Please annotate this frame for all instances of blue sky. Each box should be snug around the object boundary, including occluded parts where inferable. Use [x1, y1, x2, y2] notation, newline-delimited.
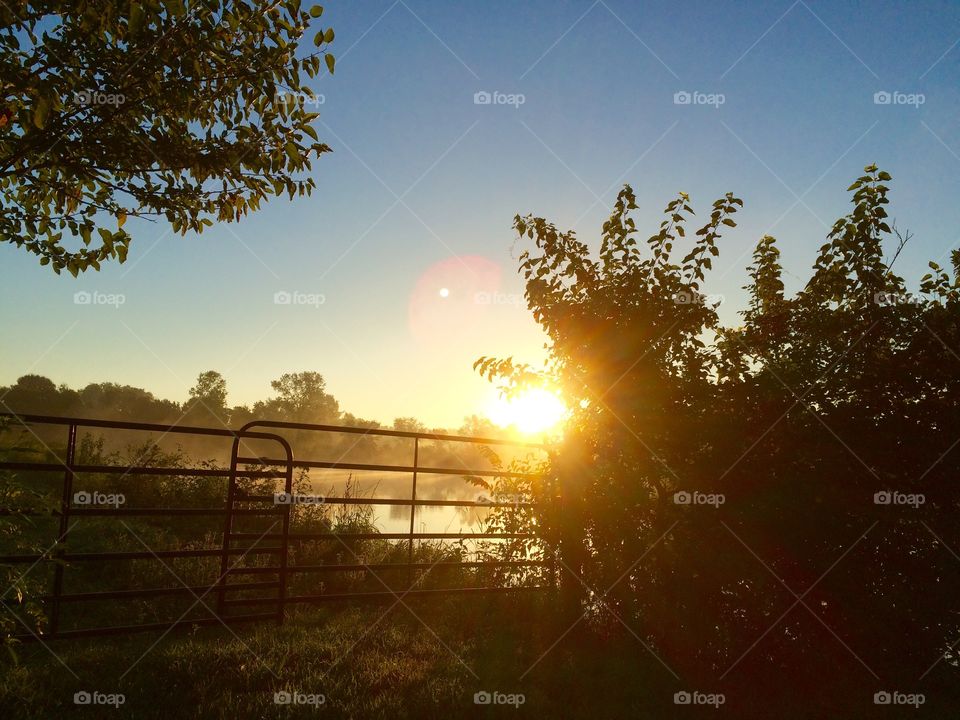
[2, 0, 959, 427]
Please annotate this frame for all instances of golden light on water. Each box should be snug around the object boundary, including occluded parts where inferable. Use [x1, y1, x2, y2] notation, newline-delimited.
[487, 388, 567, 434]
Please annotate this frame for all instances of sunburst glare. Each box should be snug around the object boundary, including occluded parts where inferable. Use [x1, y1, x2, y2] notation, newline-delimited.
[487, 388, 567, 434]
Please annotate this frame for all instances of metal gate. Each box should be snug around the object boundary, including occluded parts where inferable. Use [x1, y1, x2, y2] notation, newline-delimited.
[0, 413, 551, 641]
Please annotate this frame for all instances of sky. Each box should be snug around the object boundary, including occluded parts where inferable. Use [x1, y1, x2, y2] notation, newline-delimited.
[2, 0, 959, 428]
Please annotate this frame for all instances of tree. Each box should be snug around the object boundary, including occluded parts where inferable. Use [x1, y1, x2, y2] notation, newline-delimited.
[0, 374, 77, 415]
[229, 403, 256, 429]
[0, 0, 336, 275]
[340, 412, 381, 429]
[184, 370, 229, 426]
[457, 414, 499, 438]
[79, 381, 180, 423]
[479, 167, 960, 712]
[255, 371, 339, 424]
[392, 417, 426, 433]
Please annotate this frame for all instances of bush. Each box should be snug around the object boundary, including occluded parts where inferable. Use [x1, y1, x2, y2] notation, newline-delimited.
[478, 166, 960, 709]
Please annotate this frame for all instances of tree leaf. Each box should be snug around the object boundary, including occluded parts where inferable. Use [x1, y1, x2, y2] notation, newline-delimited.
[33, 97, 50, 129]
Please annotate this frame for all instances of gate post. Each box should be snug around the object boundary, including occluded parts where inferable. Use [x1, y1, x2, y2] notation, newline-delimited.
[49, 422, 77, 637]
[215, 437, 241, 620]
[407, 437, 419, 590]
[276, 448, 293, 626]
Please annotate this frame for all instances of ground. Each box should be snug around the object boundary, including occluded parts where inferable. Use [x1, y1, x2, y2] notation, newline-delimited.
[1, 593, 955, 719]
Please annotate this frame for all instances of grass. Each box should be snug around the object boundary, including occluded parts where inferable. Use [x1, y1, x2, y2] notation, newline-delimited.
[0, 592, 667, 719]
[3, 592, 958, 719]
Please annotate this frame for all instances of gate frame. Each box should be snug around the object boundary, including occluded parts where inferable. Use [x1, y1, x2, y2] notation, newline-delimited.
[0, 413, 552, 641]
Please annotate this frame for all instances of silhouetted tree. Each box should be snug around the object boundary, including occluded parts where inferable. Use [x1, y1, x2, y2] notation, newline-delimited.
[1, 375, 76, 416]
[78, 382, 179, 423]
[255, 371, 339, 424]
[479, 166, 960, 714]
[183, 370, 230, 427]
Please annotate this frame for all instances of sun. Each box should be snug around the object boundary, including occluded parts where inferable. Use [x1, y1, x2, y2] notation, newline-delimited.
[487, 388, 567, 434]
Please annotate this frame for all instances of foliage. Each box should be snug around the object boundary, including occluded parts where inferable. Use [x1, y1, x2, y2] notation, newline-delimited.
[479, 166, 960, 701]
[0, 0, 336, 274]
[0, 470, 55, 654]
[252, 370, 340, 424]
[0, 369, 342, 430]
[469, 449, 553, 588]
[183, 370, 229, 427]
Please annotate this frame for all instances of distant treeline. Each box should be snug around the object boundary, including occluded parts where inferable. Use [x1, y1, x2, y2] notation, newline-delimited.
[0, 371, 535, 499]
[0, 370, 495, 438]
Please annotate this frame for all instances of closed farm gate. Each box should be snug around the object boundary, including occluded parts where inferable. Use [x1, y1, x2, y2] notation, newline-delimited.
[0, 413, 552, 641]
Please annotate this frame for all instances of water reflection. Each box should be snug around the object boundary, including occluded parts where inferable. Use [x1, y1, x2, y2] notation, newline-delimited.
[302, 471, 492, 534]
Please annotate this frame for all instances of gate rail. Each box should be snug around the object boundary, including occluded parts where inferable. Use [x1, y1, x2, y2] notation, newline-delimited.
[0, 413, 552, 641]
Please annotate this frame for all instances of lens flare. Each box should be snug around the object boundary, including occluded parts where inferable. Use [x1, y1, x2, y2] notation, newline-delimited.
[487, 388, 567, 434]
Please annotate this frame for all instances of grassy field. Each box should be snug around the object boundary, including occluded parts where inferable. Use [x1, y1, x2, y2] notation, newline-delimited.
[3, 592, 957, 719]
[1, 593, 654, 719]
